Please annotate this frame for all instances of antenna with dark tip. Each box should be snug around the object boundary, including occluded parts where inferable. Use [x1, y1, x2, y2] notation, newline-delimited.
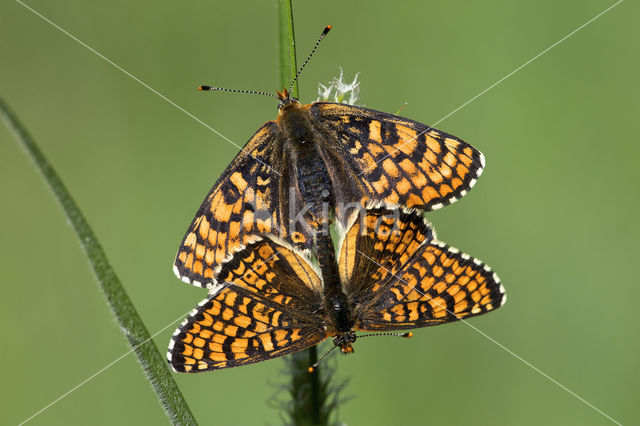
[288, 25, 332, 93]
[356, 331, 413, 339]
[198, 85, 280, 101]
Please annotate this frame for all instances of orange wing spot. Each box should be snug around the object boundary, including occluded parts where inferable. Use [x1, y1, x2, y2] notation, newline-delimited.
[456, 163, 469, 177]
[185, 232, 197, 248]
[421, 185, 440, 203]
[181, 345, 193, 357]
[225, 291, 237, 307]
[214, 204, 233, 222]
[466, 280, 477, 292]
[221, 308, 234, 321]
[199, 329, 213, 339]
[234, 315, 251, 328]
[396, 124, 418, 141]
[454, 300, 468, 313]
[446, 284, 461, 296]
[291, 232, 306, 244]
[471, 290, 482, 302]
[394, 135, 418, 156]
[231, 261, 246, 277]
[198, 218, 210, 240]
[425, 150, 438, 166]
[208, 341, 223, 353]
[425, 135, 442, 154]
[406, 301, 420, 321]
[258, 244, 274, 259]
[256, 218, 272, 233]
[242, 211, 254, 232]
[433, 281, 446, 294]
[205, 249, 215, 266]
[453, 290, 466, 303]
[178, 251, 187, 263]
[382, 158, 401, 178]
[439, 184, 453, 197]
[463, 147, 473, 157]
[369, 120, 382, 143]
[274, 329, 289, 344]
[367, 141, 385, 156]
[439, 163, 452, 178]
[444, 137, 460, 148]
[192, 348, 204, 360]
[423, 250, 437, 266]
[396, 178, 412, 195]
[457, 275, 470, 286]
[443, 152, 457, 167]
[451, 177, 463, 189]
[372, 174, 389, 194]
[258, 333, 275, 351]
[208, 352, 228, 362]
[185, 253, 194, 269]
[193, 337, 205, 348]
[432, 265, 444, 277]
[224, 324, 238, 336]
[428, 297, 446, 311]
[183, 333, 194, 344]
[192, 261, 203, 276]
[200, 312, 214, 326]
[195, 244, 205, 259]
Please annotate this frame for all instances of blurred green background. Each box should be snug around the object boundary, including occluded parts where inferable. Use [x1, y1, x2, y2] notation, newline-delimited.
[1, 0, 638, 424]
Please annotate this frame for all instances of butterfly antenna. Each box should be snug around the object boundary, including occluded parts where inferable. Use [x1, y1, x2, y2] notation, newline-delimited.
[356, 331, 413, 339]
[307, 345, 338, 373]
[288, 25, 332, 93]
[198, 85, 280, 101]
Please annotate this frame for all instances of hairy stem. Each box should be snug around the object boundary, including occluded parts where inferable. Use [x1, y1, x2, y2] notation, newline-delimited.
[0, 98, 198, 425]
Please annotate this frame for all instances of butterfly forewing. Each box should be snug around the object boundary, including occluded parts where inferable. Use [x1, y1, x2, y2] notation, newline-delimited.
[174, 123, 288, 288]
[311, 102, 485, 211]
[169, 286, 326, 372]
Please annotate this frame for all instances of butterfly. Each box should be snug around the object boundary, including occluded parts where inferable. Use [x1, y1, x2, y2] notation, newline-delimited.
[174, 88, 485, 289]
[168, 206, 505, 372]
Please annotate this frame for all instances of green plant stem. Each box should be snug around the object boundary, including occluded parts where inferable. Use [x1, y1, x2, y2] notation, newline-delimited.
[0, 98, 197, 426]
[278, 0, 298, 95]
[277, 1, 325, 425]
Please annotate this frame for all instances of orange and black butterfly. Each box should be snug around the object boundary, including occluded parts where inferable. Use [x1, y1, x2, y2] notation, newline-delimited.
[168, 207, 505, 372]
[174, 26, 485, 289]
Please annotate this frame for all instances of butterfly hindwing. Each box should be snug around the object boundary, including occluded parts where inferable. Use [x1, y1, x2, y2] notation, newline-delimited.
[311, 102, 485, 212]
[169, 286, 326, 372]
[214, 236, 323, 313]
[337, 206, 431, 303]
[357, 235, 506, 331]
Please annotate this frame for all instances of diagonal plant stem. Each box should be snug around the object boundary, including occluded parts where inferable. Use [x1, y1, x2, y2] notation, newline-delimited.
[0, 97, 198, 426]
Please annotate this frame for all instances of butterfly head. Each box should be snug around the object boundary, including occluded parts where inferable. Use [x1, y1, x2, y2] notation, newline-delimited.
[276, 88, 300, 111]
[332, 331, 357, 354]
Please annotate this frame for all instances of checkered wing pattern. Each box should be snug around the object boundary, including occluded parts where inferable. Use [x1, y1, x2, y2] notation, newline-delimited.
[312, 102, 485, 211]
[337, 207, 432, 304]
[169, 237, 325, 372]
[348, 213, 506, 330]
[173, 123, 289, 289]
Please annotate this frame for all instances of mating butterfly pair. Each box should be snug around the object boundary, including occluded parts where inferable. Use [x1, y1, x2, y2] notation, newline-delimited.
[168, 27, 503, 372]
